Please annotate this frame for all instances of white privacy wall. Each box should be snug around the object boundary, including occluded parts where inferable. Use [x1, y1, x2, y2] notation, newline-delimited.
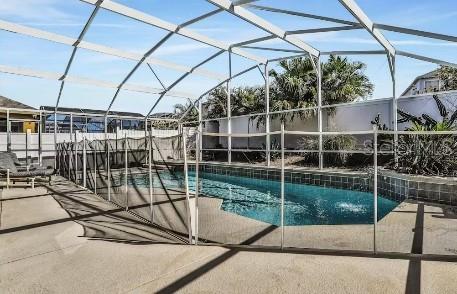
[208, 92, 457, 149]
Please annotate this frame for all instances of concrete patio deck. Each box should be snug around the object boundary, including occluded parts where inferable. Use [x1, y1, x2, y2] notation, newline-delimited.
[1, 177, 457, 293]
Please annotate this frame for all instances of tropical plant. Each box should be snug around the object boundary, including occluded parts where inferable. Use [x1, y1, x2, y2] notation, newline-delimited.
[296, 134, 356, 167]
[321, 55, 373, 106]
[205, 86, 264, 121]
[437, 65, 457, 91]
[173, 101, 198, 126]
[205, 55, 373, 126]
[394, 94, 457, 176]
[268, 55, 373, 123]
[206, 87, 228, 119]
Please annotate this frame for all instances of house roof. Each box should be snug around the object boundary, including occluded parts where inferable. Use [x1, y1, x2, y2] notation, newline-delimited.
[0, 95, 35, 110]
[401, 69, 439, 96]
[39, 106, 144, 118]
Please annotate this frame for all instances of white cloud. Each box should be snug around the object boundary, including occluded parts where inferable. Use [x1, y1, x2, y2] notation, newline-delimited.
[0, 0, 73, 21]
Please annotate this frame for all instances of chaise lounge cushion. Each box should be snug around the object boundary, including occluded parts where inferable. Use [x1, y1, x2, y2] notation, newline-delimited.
[0, 152, 55, 177]
[0, 152, 18, 173]
[9, 168, 54, 177]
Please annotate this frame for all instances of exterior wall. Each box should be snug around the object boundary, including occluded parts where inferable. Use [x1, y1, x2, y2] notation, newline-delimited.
[404, 78, 442, 96]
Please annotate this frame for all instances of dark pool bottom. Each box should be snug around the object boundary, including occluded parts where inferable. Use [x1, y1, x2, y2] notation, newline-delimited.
[127, 170, 399, 226]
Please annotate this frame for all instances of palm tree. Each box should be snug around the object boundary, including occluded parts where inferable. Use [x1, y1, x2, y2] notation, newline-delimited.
[206, 87, 228, 119]
[321, 55, 373, 106]
[173, 101, 198, 126]
[268, 55, 373, 122]
[204, 55, 373, 126]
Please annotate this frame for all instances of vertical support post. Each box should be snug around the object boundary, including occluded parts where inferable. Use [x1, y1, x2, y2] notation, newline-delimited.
[38, 111, 43, 166]
[94, 141, 97, 194]
[54, 112, 57, 169]
[74, 132, 78, 184]
[6, 169, 10, 189]
[70, 113, 73, 143]
[227, 51, 232, 164]
[182, 131, 193, 244]
[265, 62, 271, 166]
[390, 54, 398, 165]
[195, 129, 200, 245]
[124, 133, 128, 210]
[317, 57, 323, 170]
[280, 122, 285, 249]
[64, 141, 73, 181]
[148, 126, 154, 223]
[104, 116, 108, 140]
[6, 109, 11, 152]
[56, 143, 60, 176]
[68, 114, 73, 181]
[26, 129, 30, 166]
[107, 137, 111, 202]
[178, 123, 182, 160]
[83, 137, 87, 188]
[373, 125, 378, 253]
[198, 100, 203, 161]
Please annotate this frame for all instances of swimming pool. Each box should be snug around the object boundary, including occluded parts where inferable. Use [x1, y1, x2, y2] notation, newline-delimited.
[127, 170, 399, 226]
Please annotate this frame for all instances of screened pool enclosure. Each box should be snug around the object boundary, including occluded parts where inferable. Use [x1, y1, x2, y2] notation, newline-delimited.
[2, 0, 457, 255]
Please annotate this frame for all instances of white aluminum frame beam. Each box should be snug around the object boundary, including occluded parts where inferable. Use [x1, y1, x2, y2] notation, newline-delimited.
[207, 0, 320, 58]
[337, 0, 395, 56]
[80, 0, 266, 64]
[247, 4, 457, 45]
[374, 24, 457, 44]
[397, 51, 457, 69]
[0, 19, 225, 81]
[55, 1, 103, 111]
[246, 4, 359, 26]
[0, 64, 194, 99]
[147, 50, 225, 118]
[232, 25, 362, 50]
[105, 31, 174, 114]
[179, 64, 260, 122]
[104, 4, 238, 115]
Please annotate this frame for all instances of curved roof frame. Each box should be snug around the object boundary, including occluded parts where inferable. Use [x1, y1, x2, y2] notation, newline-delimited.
[1, 0, 457, 121]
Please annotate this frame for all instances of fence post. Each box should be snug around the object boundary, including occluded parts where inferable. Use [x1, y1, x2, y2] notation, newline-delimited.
[124, 133, 128, 211]
[67, 142, 71, 180]
[6, 109, 11, 152]
[280, 122, 285, 249]
[265, 62, 270, 167]
[195, 130, 200, 245]
[74, 132, 78, 184]
[94, 142, 97, 194]
[26, 129, 31, 166]
[54, 112, 57, 170]
[38, 111, 43, 166]
[148, 130, 154, 223]
[83, 137, 87, 188]
[182, 132, 193, 244]
[107, 138, 111, 202]
[373, 125, 378, 253]
[317, 57, 323, 170]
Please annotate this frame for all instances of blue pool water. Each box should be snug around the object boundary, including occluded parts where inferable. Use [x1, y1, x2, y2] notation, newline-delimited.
[128, 170, 399, 226]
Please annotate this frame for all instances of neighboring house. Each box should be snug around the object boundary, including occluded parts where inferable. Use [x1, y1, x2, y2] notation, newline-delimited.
[0, 95, 39, 133]
[40, 106, 145, 133]
[401, 69, 442, 96]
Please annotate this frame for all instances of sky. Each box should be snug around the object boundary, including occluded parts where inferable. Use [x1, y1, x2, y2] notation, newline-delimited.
[0, 0, 456, 115]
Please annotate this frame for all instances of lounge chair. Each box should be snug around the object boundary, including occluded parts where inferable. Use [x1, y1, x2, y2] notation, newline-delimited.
[0, 152, 54, 188]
